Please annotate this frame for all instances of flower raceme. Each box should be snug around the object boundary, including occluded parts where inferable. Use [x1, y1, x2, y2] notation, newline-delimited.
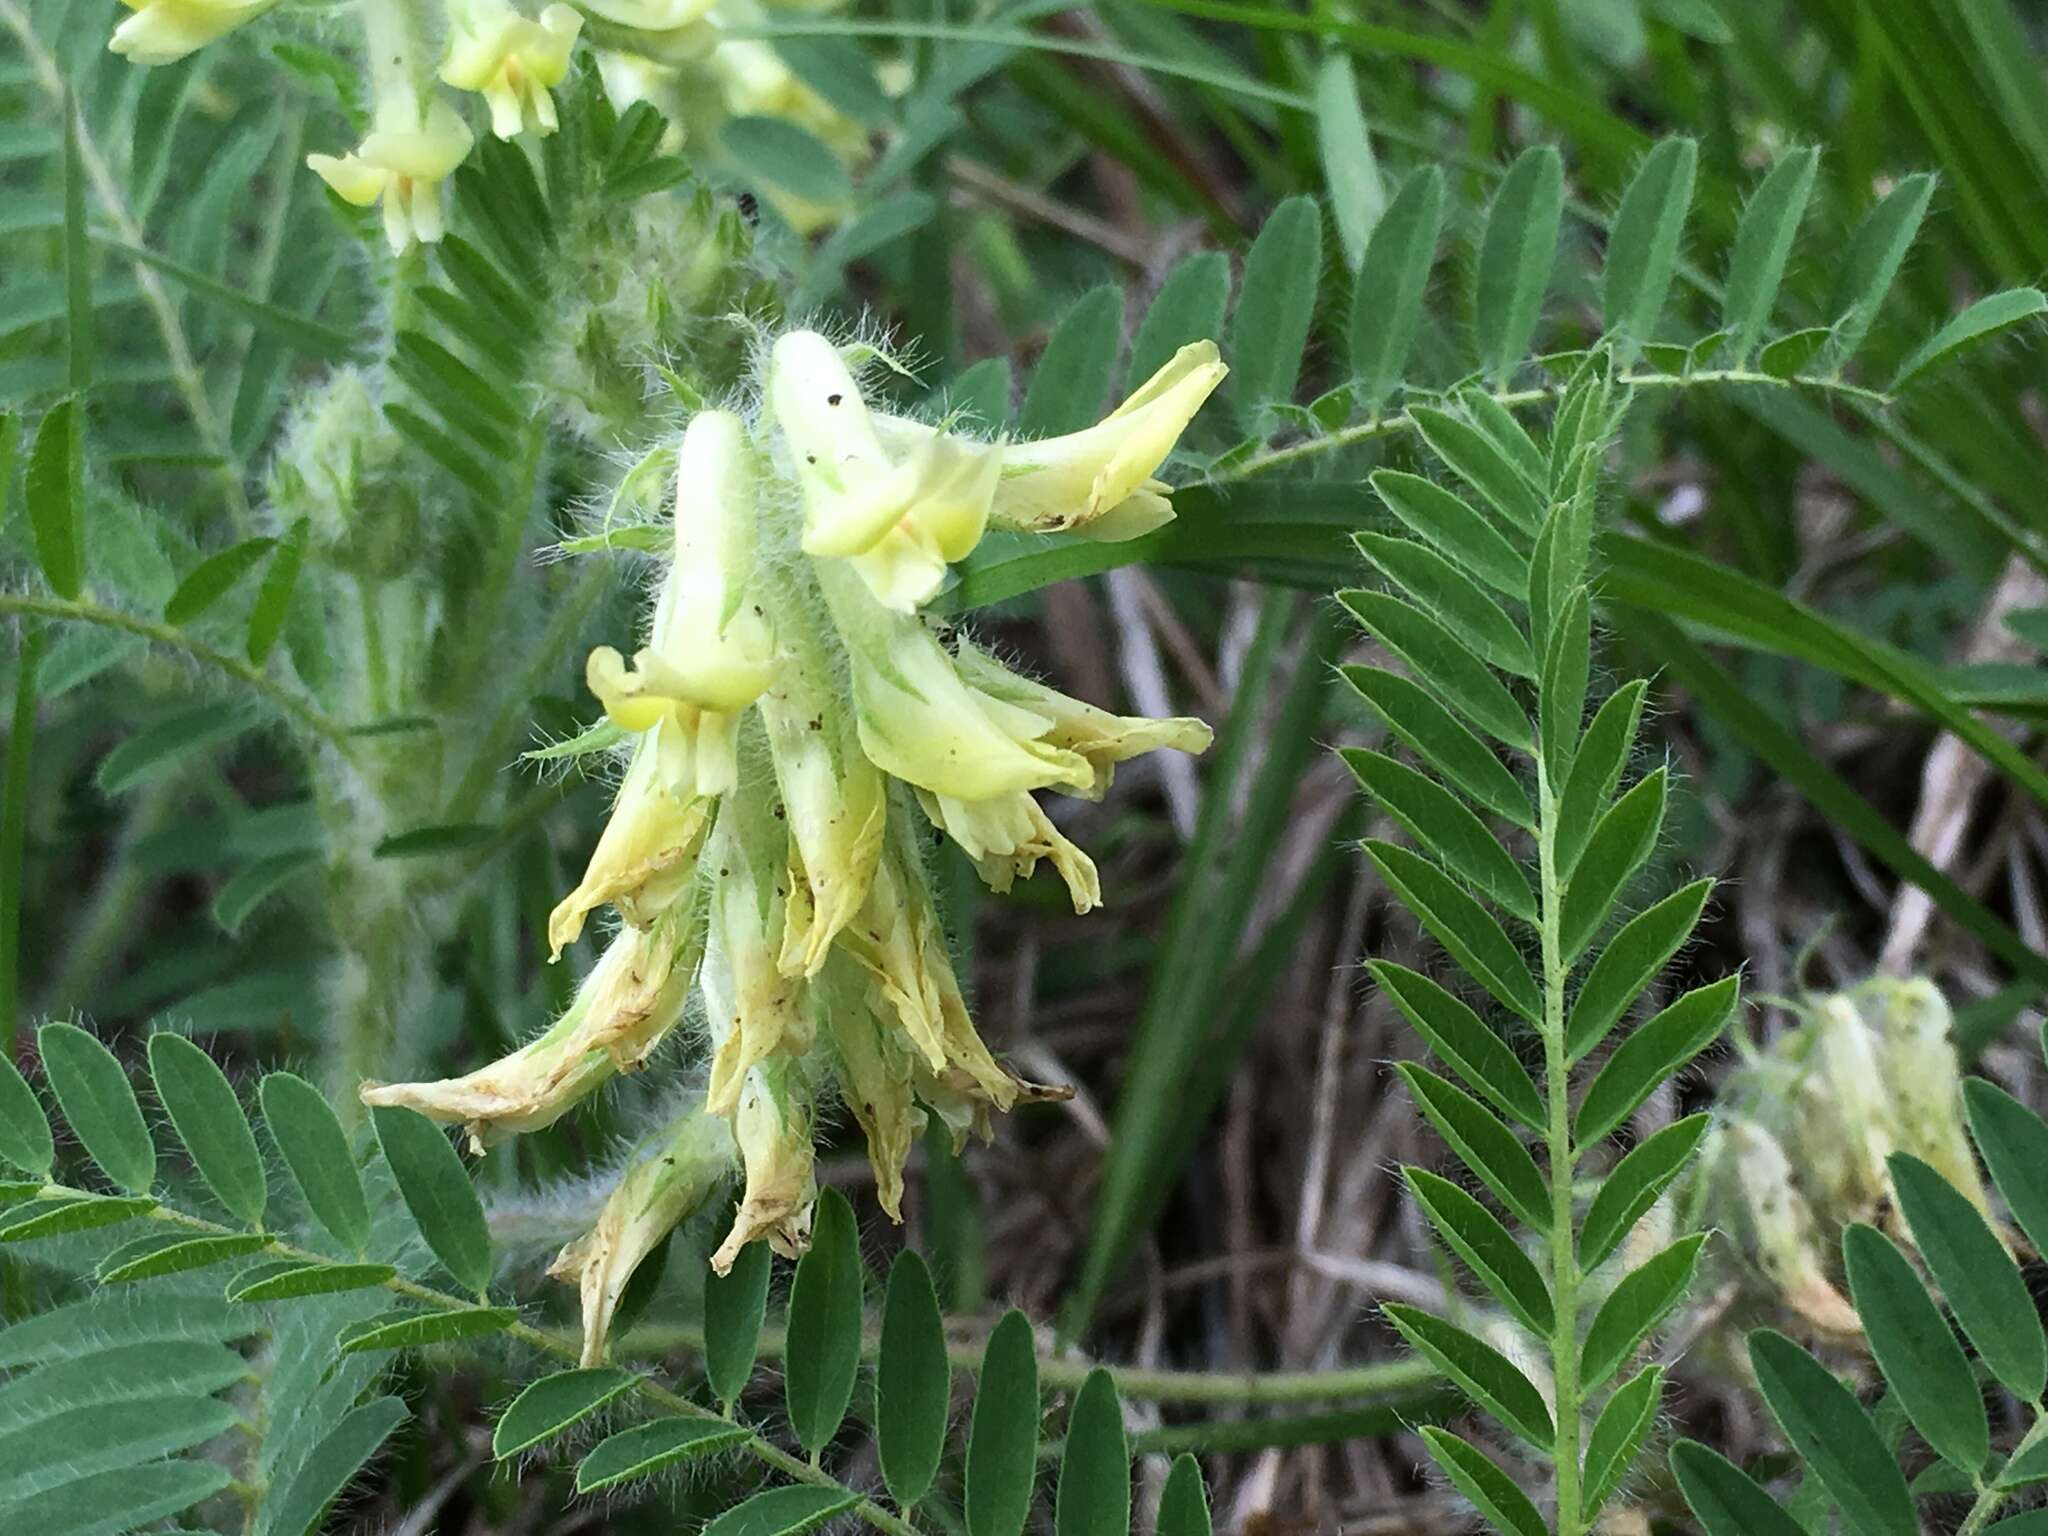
[360, 330, 1219, 1359]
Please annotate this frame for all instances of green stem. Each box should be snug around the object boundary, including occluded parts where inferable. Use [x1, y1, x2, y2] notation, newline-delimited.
[0, 593, 354, 747]
[1958, 1407, 2048, 1536]
[51, 1185, 919, 1536]
[1537, 760, 1584, 1536]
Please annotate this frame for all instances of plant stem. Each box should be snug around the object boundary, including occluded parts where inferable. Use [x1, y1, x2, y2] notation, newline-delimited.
[52, 1184, 920, 1536]
[1537, 761, 1584, 1536]
[1958, 1407, 2048, 1536]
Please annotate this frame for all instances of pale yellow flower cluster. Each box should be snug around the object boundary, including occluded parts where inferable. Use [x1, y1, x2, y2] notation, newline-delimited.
[363, 329, 1221, 1357]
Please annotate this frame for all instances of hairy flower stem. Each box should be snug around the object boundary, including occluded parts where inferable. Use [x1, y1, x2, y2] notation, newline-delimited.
[1537, 761, 1584, 1536]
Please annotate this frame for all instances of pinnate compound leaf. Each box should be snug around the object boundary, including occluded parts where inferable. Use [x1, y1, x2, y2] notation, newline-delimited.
[1842, 1222, 1988, 1474]
[1369, 961, 1541, 1130]
[1566, 880, 1713, 1062]
[1418, 1427, 1545, 1536]
[1351, 166, 1443, 409]
[38, 1022, 153, 1193]
[1158, 1454, 1211, 1536]
[1396, 1064, 1549, 1233]
[705, 1236, 771, 1407]
[494, 1368, 638, 1459]
[785, 1185, 864, 1456]
[1583, 1365, 1663, 1516]
[1579, 1233, 1704, 1389]
[1341, 750, 1535, 924]
[878, 1250, 949, 1507]
[1722, 146, 1818, 363]
[1575, 976, 1737, 1144]
[1748, 1329, 1916, 1536]
[1893, 288, 2048, 390]
[1366, 843, 1541, 1023]
[704, 1485, 859, 1536]
[372, 1105, 494, 1296]
[1890, 1151, 2045, 1401]
[1579, 1114, 1709, 1270]
[1963, 1078, 2048, 1259]
[575, 1418, 750, 1492]
[1604, 137, 1697, 358]
[0, 1052, 53, 1177]
[1671, 1439, 1809, 1536]
[1339, 667, 1534, 830]
[1555, 682, 1647, 878]
[1405, 1167, 1553, 1333]
[1055, 1369, 1129, 1536]
[148, 1032, 266, 1226]
[1369, 470, 1527, 598]
[1383, 1303, 1553, 1449]
[1474, 145, 1564, 379]
[261, 1071, 370, 1253]
[966, 1309, 1039, 1536]
[1231, 196, 1322, 437]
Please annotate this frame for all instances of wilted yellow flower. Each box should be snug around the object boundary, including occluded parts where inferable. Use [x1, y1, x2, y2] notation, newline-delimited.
[441, 0, 584, 139]
[108, 0, 274, 63]
[817, 959, 920, 1220]
[548, 723, 714, 958]
[307, 89, 475, 254]
[989, 341, 1226, 539]
[585, 410, 775, 797]
[550, 1100, 734, 1364]
[758, 589, 886, 976]
[1716, 1116, 1860, 1336]
[362, 913, 703, 1149]
[915, 787, 1100, 911]
[701, 775, 812, 1116]
[712, 1059, 817, 1272]
[770, 331, 1001, 613]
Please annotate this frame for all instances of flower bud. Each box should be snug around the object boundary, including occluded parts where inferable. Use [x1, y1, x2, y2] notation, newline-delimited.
[769, 332, 999, 612]
[701, 760, 811, 1116]
[109, 0, 276, 64]
[307, 88, 475, 254]
[758, 582, 886, 976]
[441, 0, 584, 139]
[1721, 1116, 1860, 1336]
[549, 1098, 734, 1364]
[711, 1058, 818, 1273]
[1790, 997, 1896, 1227]
[362, 910, 704, 1149]
[1861, 977, 1993, 1218]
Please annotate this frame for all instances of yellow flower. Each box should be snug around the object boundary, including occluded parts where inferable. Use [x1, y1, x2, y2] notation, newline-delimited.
[711, 1059, 817, 1272]
[914, 788, 1099, 912]
[701, 777, 811, 1116]
[441, 0, 584, 139]
[757, 585, 885, 976]
[949, 639, 1212, 799]
[1715, 1116, 1860, 1336]
[821, 562, 1092, 802]
[817, 959, 920, 1220]
[986, 341, 1226, 540]
[361, 914, 703, 1150]
[307, 89, 475, 254]
[108, 0, 273, 63]
[580, 0, 719, 62]
[548, 720, 714, 958]
[769, 331, 1000, 613]
[584, 410, 775, 797]
[549, 1100, 734, 1364]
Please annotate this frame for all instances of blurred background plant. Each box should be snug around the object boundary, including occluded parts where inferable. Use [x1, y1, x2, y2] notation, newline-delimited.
[6, 0, 2048, 1531]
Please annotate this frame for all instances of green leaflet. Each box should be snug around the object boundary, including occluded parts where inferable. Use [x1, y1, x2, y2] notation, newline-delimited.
[148, 1032, 266, 1227]
[1366, 843, 1542, 1022]
[337, 1306, 517, 1353]
[1396, 1063, 1550, 1232]
[1383, 1303, 1554, 1450]
[259, 1396, 410, 1536]
[1313, 53, 1382, 271]
[575, 1418, 751, 1493]
[1565, 880, 1714, 1062]
[372, 1106, 495, 1298]
[0, 1050, 53, 1177]
[966, 1310, 1039, 1536]
[95, 1231, 268, 1283]
[785, 1185, 864, 1457]
[1473, 144, 1564, 379]
[1405, 1167, 1554, 1334]
[1578, 1233, 1704, 1389]
[1748, 1329, 1917, 1536]
[1826, 174, 1936, 370]
[1410, 405, 1546, 535]
[1341, 750, 1536, 924]
[1419, 1427, 1546, 1536]
[1842, 1223, 1989, 1474]
[38, 1021, 153, 1193]
[1602, 137, 1696, 361]
[1020, 285, 1124, 437]
[1672, 1440, 1809, 1536]
[1722, 146, 1818, 362]
[1351, 166, 1443, 409]
[702, 1485, 859, 1536]
[493, 1368, 638, 1458]
[1963, 1078, 2048, 1258]
[1583, 1367, 1663, 1516]
[1558, 767, 1668, 963]
[1054, 1370, 1130, 1536]
[1367, 960, 1543, 1130]
[704, 1236, 771, 1409]
[262, 1071, 370, 1253]
[1231, 196, 1322, 437]
[1339, 666, 1535, 830]
[1354, 533, 1537, 679]
[877, 1250, 949, 1507]
[1129, 252, 1230, 389]
[1574, 976, 1738, 1144]
[1157, 1455, 1212, 1536]
[25, 398, 82, 600]
[1538, 588, 1591, 786]
[1578, 1114, 1709, 1270]
[1554, 682, 1647, 880]
[227, 1259, 397, 1301]
[1369, 469, 1529, 598]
